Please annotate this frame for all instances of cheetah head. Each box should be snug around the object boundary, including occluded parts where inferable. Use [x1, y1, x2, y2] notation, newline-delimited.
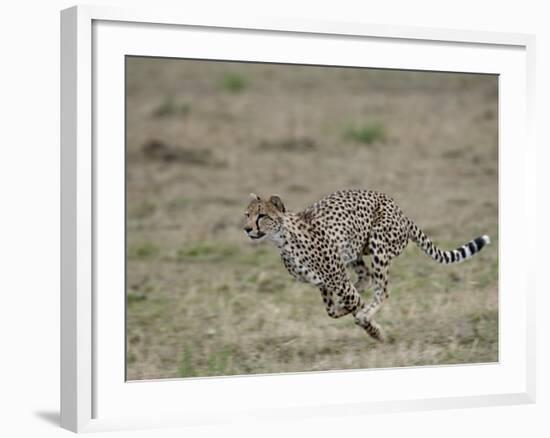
[243, 193, 286, 243]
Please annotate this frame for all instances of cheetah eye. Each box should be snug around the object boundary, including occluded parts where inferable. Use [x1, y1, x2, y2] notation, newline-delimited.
[257, 214, 266, 219]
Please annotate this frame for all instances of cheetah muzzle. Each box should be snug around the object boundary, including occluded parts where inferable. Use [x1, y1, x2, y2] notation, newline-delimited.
[243, 190, 490, 342]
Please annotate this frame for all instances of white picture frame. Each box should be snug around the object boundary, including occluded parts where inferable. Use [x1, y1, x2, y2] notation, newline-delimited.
[60, 5, 536, 433]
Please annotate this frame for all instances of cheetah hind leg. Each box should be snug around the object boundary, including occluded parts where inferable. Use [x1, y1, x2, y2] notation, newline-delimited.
[350, 257, 372, 293]
[355, 316, 386, 342]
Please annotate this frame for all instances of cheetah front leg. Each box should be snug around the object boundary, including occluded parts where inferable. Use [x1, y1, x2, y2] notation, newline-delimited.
[320, 276, 385, 342]
[319, 286, 351, 318]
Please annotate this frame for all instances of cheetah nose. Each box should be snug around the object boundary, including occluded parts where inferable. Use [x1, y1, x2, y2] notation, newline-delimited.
[244, 226, 253, 234]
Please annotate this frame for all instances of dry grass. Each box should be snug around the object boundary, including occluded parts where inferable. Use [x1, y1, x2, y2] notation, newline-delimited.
[125, 57, 498, 380]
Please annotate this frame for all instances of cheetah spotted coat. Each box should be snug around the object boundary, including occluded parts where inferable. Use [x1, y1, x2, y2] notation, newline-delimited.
[244, 190, 490, 341]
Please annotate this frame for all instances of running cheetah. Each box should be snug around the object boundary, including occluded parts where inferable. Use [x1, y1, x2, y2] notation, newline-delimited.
[243, 190, 490, 342]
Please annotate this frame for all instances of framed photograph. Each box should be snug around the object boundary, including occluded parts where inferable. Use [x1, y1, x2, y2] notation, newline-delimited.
[61, 5, 536, 433]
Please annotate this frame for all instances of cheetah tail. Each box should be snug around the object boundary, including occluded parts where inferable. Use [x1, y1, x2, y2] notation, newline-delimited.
[408, 220, 490, 264]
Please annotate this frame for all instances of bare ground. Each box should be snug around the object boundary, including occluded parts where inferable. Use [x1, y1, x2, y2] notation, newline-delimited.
[125, 57, 498, 380]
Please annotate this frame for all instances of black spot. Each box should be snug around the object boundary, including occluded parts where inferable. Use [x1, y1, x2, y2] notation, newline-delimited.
[458, 247, 467, 259]
[468, 241, 477, 254]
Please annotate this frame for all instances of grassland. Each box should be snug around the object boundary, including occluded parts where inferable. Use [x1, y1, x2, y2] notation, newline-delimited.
[125, 57, 498, 380]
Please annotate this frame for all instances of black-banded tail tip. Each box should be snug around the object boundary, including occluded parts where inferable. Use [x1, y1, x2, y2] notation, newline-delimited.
[474, 235, 491, 250]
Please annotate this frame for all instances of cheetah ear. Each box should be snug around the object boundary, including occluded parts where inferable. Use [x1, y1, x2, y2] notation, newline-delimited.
[249, 193, 261, 201]
[269, 195, 286, 213]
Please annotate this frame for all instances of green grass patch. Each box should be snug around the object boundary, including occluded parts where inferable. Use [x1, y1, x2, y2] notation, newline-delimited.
[178, 348, 198, 378]
[175, 242, 280, 266]
[178, 347, 233, 378]
[221, 73, 247, 93]
[176, 242, 240, 263]
[128, 242, 159, 260]
[127, 352, 137, 365]
[127, 292, 148, 304]
[345, 122, 386, 145]
[152, 97, 191, 118]
[236, 247, 277, 266]
[206, 349, 232, 376]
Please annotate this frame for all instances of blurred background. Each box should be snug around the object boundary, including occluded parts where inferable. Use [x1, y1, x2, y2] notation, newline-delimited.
[125, 57, 498, 380]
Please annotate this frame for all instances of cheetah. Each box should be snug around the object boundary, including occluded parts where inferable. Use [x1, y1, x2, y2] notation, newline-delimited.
[243, 190, 490, 342]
